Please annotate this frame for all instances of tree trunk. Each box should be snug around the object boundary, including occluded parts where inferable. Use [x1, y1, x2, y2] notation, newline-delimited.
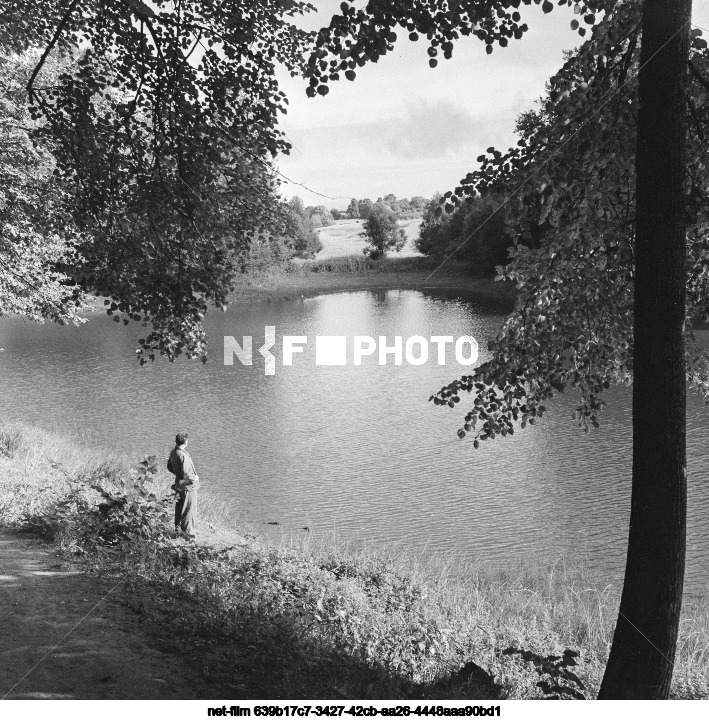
[598, 0, 691, 699]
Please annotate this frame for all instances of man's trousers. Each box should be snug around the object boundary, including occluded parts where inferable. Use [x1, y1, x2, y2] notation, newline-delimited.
[175, 489, 197, 536]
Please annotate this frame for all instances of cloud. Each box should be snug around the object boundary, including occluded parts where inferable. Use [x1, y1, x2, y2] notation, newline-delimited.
[276, 98, 518, 204]
[381, 99, 481, 159]
[286, 98, 484, 162]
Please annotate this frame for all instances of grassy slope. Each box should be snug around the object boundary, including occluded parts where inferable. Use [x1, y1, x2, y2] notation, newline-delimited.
[0, 422, 707, 699]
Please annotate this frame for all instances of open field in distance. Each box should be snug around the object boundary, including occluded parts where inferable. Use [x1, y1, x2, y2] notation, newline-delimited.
[313, 218, 423, 260]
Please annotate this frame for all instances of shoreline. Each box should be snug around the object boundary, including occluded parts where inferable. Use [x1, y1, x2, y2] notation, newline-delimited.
[1, 422, 707, 700]
[81, 257, 518, 316]
[81, 268, 517, 317]
[227, 263, 518, 309]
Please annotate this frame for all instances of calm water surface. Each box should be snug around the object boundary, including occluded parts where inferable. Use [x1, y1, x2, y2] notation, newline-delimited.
[1, 288, 708, 591]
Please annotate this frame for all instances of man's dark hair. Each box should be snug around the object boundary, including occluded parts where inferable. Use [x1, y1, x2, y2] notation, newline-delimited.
[175, 432, 189, 446]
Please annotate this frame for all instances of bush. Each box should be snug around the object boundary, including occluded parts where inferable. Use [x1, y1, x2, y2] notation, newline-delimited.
[20, 455, 173, 551]
[361, 203, 406, 260]
[417, 195, 509, 275]
[306, 205, 334, 227]
[283, 199, 323, 259]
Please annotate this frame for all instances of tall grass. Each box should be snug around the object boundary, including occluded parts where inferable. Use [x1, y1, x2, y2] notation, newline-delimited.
[0, 422, 129, 527]
[243, 253, 484, 280]
[296, 255, 437, 275]
[241, 254, 441, 280]
[0, 421, 706, 699]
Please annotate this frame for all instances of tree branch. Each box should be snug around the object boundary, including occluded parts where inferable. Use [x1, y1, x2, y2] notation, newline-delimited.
[688, 58, 709, 93]
[27, 0, 81, 102]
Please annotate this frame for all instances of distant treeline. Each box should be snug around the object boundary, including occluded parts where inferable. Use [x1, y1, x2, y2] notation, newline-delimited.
[249, 194, 429, 267]
[273, 192, 513, 275]
[344, 194, 430, 220]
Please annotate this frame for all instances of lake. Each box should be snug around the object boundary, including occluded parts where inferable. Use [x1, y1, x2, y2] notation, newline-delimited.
[1, 287, 708, 592]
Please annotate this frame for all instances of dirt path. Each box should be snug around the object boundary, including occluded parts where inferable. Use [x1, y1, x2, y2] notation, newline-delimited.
[0, 528, 216, 700]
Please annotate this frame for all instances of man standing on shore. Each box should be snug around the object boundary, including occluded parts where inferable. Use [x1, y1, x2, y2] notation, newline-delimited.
[167, 432, 200, 538]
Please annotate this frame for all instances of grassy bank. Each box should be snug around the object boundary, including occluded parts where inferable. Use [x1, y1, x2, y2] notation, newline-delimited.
[229, 255, 518, 308]
[1, 422, 707, 699]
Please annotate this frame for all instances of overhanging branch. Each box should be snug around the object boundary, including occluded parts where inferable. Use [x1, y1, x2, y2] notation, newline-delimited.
[26, 0, 80, 102]
[688, 58, 709, 93]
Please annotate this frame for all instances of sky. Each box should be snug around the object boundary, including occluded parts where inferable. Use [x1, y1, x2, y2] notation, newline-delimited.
[274, 0, 709, 210]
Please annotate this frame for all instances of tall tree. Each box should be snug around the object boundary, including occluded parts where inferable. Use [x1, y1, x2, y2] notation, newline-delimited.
[361, 201, 406, 259]
[0, 50, 86, 325]
[306, 0, 704, 697]
[417, 193, 508, 273]
[357, 197, 373, 219]
[599, 0, 691, 696]
[346, 196, 359, 218]
[286, 195, 323, 258]
[0, 0, 314, 361]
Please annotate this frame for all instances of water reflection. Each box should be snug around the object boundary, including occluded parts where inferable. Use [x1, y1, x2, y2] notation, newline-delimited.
[1, 289, 707, 591]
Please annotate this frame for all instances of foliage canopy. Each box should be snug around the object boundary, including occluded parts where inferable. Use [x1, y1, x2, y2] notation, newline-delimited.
[306, 0, 709, 442]
[0, 0, 316, 361]
[0, 50, 86, 325]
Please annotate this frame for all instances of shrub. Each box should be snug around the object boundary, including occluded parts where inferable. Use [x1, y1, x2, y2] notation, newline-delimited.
[417, 195, 509, 274]
[361, 203, 406, 260]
